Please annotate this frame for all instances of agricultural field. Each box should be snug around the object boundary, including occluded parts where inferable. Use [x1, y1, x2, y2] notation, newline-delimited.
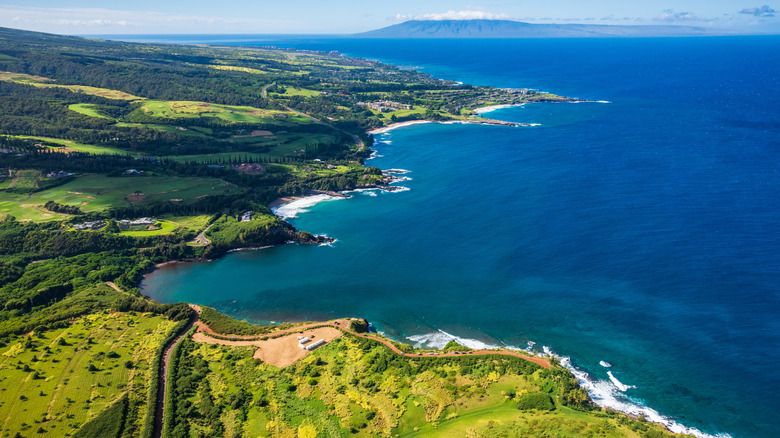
[0, 311, 177, 437]
[166, 333, 680, 438]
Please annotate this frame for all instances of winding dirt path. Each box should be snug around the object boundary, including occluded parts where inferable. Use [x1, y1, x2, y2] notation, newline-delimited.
[152, 305, 199, 438]
[193, 316, 550, 369]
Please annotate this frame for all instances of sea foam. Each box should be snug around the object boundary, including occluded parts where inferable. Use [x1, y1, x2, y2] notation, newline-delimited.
[271, 194, 346, 219]
[553, 353, 731, 438]
[407, 329, 500, 350]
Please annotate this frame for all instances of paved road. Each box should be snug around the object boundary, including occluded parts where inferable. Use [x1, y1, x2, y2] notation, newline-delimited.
[261, 83, 366, 151]
[191, 224, 213, 246]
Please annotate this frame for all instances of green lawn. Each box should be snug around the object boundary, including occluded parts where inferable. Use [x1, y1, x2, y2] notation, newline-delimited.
[0, 174, 242, 221]
[10, 135, 135, 156]
[138, 100, 300, 124]
[68, 103, 114, 120]
[271, 87, 322, 97]
[118, 220, 179, 237]
[0, 311, 176, 437]
[160, 214, 212, 232]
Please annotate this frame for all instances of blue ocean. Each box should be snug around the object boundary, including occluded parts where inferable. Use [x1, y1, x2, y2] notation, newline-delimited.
[136, 36, 780, 438]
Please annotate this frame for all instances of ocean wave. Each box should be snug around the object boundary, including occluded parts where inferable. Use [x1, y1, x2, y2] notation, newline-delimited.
[596, 100, 612, 103]
[367, 150, 384, 160]
[607, 371, 636, 392]
[553, 353, 731, 438]
[406, 329, 501, 350]
[388, 176, 412, 184]
[317, 235, 338, 247]
[271, 194, 346, 219]
[383, 168, 411, 174]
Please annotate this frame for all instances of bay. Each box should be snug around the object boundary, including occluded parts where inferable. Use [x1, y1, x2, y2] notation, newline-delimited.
[140, 36, 780, 438]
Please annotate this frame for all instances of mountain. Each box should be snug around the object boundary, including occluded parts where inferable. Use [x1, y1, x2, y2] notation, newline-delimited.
[353, 19, 737, 38]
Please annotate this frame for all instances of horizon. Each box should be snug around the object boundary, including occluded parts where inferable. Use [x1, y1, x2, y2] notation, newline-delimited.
[1, 1, 778, 35]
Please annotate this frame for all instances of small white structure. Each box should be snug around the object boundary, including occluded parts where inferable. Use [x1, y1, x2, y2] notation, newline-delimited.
[305, 339, 326, 351]
[298, 337, 311, 349]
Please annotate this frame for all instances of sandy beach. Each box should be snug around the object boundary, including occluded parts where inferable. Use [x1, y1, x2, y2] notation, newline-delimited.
[474, 103, 522, 114]
[367, 120, 432, 134]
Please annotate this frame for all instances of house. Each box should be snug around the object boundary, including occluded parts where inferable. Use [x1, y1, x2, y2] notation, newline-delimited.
[241, 211, 252, 222]
[72, 220, 105, 230]
[117, 217, 156, 228]
[124, 169, 143, 175]
[46, 171, 73, 178]
[231, 163, 265, 174]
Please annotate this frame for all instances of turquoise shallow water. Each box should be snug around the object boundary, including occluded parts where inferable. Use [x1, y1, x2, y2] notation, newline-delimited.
[140, 37, 780, 437]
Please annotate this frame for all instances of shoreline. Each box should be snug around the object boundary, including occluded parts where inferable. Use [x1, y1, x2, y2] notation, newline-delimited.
[368, 116, 539, 136]
[146, 105, 722, 438]
[473, 103, 523, 114]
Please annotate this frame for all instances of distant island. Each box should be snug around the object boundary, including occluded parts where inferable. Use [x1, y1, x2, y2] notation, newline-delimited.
[354, 19, 742, 38]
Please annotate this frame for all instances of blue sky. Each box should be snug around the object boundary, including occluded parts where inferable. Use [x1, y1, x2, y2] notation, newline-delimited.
[0, 1, 777, 34]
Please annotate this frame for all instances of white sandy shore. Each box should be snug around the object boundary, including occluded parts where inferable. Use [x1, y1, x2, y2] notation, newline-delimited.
[474, 103, 523, 114]
[367, 120, 432, 134]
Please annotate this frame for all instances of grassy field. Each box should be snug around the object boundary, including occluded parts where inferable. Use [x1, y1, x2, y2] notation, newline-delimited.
[167, 332, 682, 438]
[0, 174, 242, 221]
[204, 213, 279, 246]
[0, 194, 67, 221]
[68, 103, 114, 120]
[7, 169, 40, 190]
[9, 135, 135, 156]
[118, 220, 178, 237]
[160, 214, 212, 232]
[272, 87, 322, 97]
[138, 100, 305, 125]
[0, 311, 177, 437]
[0, 72, 142, 101]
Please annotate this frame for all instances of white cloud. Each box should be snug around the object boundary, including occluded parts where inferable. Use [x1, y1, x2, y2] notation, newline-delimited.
[393, 10, 513, 22]
[0, 5, 285, 33]
[653, 9, 704, 22]
[739, 5, 776, 17]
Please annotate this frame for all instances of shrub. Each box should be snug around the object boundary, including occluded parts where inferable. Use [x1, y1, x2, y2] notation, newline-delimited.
[516, 393, 555, 411]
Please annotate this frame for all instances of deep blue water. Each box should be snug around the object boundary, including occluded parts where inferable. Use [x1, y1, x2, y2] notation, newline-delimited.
[139, 36, 780, 438]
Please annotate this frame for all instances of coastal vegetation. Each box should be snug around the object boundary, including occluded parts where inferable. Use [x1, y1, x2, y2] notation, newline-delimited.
[0, 26, 684, 437]
[162, 312, 684, 437]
